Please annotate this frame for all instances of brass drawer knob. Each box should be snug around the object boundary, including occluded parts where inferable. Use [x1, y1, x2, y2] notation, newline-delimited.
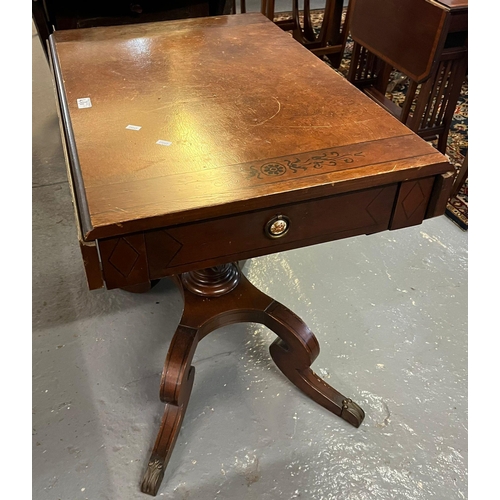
[265, 215, 290, 239]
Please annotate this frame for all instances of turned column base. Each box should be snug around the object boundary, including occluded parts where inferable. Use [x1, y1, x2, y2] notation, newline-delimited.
[140, 263, 364, 496]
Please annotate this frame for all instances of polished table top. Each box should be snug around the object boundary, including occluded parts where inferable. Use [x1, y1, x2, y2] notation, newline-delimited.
[50, 13, 450, 244]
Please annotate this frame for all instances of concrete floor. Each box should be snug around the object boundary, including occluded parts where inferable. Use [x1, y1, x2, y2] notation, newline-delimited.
[32, 15, 467, 500]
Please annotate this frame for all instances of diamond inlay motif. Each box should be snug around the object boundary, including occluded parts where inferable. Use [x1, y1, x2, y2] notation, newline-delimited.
[108, 238, 140, 277]
[159, 231, 183, 266]
[365, 189, 386, 224]
[402, 182, 425, 219]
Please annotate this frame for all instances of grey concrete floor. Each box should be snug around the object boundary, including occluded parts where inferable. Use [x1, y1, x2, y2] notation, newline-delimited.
[32, 17, 467, 500]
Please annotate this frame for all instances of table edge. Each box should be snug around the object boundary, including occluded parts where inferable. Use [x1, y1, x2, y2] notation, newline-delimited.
[49, 34, 94, 238]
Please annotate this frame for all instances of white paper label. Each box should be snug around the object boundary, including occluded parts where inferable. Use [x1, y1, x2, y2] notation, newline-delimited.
[125, 125, 142, 131]
[156, 140, 172, 146]
[77, 97, 92, 109]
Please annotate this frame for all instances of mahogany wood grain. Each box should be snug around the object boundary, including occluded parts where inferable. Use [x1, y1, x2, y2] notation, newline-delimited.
[78, 240, 105, 290]
[48, 13, 458, 496]
[389, 177, 435, 230]
[141, 325, 198, 495]
[49, 13, 452, 243]
[140, 264, 364, 495]
[426, 172, 455, 219]
[100, 184, 398, 288]
[97, 172, 458, 290]
[98, 233, 150, 289]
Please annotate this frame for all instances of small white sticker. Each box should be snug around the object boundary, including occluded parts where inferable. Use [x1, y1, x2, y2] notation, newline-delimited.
[156, 140, 172, 146]
[125, 124, 142, 131]
[77, 97, 92, 109]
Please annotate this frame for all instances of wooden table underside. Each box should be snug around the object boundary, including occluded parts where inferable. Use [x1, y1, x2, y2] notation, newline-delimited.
[49, 13, 455, 496]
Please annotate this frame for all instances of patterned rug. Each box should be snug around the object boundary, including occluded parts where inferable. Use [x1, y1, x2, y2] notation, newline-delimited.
[275, 9, 468, 230]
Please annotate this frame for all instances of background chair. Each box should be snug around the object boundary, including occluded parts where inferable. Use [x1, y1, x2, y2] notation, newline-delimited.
[261, 0, 351, 68]
[346, 0, 468, 155]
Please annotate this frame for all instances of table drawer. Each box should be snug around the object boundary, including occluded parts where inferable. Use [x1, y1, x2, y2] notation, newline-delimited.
[102, 186, 403, 285]
[98, 178, 448, 289]
[143, 185, 398, 279]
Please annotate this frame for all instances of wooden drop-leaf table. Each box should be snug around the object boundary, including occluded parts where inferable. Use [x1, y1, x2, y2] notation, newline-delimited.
[48, 13, 455, 496]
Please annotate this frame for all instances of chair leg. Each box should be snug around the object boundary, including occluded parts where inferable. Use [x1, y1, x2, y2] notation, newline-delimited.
[450, 152, 468, 198]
